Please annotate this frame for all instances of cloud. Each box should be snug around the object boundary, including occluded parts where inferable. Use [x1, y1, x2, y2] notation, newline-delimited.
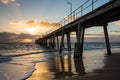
[110, 30, 120, 32]
[10, 19, 61, 28]
[1, 0, 20, 7]
[0, 32, 38, 43]
[84, 34, 120, 42]
[109, 30, 120, 35]
[1, 0, 15, 5]
[64, 16, 78, 23]
[85, 34, 104, 38]
[1, 0, 9, 4]
[114, 20, 120, 26]
[25, 20, 37, 28]
[64, 16, 74, 23]
[10, 0, 15, 2]
[38, 21, 61, 28]
[9, 20, 22, 25]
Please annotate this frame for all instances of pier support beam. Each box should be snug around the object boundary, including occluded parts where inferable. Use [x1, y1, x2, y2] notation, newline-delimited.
[80, 27, 85, 55]
[49, 38, 52, 48]
[59, 34, 64, 53]
[53, 36, 55, 49]
[43, 39, 45, 46]
[45, 39, 47, 47]
[56, 35, 59, 50]
[103, 23, 111, 55]
[49, 38, 51, 48]
[50, 36, 55, 48]
[59, 29, 64, 53]
[74, 24, 85, 58]
[67, 33, 71, 51]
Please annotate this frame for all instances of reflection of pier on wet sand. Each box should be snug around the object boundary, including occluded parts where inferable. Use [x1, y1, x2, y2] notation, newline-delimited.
[67, 53, 120, 80]
[27, 50, 120, 80]
[27, 52, 86, 80]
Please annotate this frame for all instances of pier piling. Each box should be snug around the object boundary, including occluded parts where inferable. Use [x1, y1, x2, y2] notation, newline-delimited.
[59, 29, 65, 53]
[57, 35, 59, 50]
[67, 33, 71, 51]
[74, 24, 85, 58]
[103, 23, 111, 55]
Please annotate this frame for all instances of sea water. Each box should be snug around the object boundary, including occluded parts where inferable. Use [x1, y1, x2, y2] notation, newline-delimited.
[0, 43, 46, 80]
[0, 42, 120, 80]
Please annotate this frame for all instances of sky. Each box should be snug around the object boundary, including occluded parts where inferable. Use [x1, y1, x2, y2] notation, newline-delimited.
[0, 0, 120, 43]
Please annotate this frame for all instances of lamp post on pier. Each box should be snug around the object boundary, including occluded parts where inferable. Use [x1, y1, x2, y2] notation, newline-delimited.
[67, 2, 72, 14]
[67, 2, 72, 21]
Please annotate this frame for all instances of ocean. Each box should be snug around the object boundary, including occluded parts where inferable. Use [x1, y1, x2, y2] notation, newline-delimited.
[0, 42, 120, 80]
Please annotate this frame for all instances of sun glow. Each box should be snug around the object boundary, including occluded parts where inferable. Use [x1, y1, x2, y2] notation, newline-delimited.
[24, 26, 40, 35]
[21, 39, 32, 43]
[25, 28, 36, 35]
[24, 26, 49, 35]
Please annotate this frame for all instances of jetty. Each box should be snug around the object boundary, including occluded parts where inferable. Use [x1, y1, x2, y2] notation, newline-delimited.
[36, 0, 120, 58]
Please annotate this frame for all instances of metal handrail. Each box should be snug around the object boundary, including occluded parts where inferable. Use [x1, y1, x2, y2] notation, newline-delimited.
[43, 0, 111, 37]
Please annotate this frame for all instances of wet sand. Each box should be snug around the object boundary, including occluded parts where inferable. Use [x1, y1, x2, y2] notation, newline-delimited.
[27, 51, 120, 80]
[64, 53, 120, 80]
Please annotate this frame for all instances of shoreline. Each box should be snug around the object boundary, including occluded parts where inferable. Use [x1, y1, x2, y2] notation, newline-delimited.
[65, 53, 120, 80]
[27, 49, 120, 80]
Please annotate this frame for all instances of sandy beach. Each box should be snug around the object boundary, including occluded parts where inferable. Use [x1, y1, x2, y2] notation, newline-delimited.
[63, 53, 120, 80]
[27, 49, 120, 80]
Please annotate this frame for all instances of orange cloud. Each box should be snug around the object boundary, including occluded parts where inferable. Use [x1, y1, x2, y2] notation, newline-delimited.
[1, 0, 9, 4]
[64, 16, 78, 23]
[38, 21, 61, 28]
[9, 20, 22, 25]
[21, 38, 32, 43]
[26, 20, 37, 28]
[64, 16, 74, 22]
[114, 20, 120, 26]
[1, 0, 16, 5]
[10, 19, 61, 28]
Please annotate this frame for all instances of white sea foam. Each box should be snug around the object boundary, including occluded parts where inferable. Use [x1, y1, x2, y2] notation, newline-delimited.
[18, 63, 36, 80]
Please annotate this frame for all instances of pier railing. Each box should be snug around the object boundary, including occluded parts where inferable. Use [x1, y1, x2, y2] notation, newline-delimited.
[44, 0, 111, 37]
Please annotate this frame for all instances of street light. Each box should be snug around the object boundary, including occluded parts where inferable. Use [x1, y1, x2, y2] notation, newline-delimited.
[67, 2, 72, 15]
[67, 2, 72, 22]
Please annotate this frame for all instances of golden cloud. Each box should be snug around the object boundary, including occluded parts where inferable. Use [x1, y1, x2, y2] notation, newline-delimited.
[114, 20, 120, 26]
[64, 16, 74, 22]
[38, 21, 61, 28]
[21, 38, 32, 43]
[1, 0, 16, 4]
[64, 16, 78, 23]
[10, 0, 15, 2]
[9, 20, 22, 25]
[25, 20, 61, 28]
[1, 0, 9, 4]
[10, 19, 61, 28]
[26, 20, 37, 28]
